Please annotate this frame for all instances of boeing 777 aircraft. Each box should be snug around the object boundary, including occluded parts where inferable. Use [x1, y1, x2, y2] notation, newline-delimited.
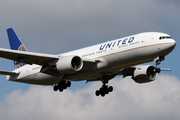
[0, 28, 176, 97]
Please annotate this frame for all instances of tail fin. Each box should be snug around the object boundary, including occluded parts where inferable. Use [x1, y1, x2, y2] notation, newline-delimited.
[7, 28, 27, 69]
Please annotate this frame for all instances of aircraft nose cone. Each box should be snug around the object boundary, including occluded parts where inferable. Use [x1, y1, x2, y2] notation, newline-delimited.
[158, 39, 176, 57]
[165, 39, 176, 55]
[170, 39, 176, 49]
[168, 39, 176, 52]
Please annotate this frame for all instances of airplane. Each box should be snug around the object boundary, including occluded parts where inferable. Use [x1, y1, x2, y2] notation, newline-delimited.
[0, 28, 176, 97]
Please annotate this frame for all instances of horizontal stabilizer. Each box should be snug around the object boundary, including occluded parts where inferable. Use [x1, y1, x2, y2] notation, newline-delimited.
[0, 70, 19, 75]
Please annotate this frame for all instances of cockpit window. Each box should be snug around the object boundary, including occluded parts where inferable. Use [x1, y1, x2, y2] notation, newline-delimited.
[159, 36, 172, 40]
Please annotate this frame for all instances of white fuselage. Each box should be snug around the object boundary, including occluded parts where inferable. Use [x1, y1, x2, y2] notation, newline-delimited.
[7, 32, 176, 85]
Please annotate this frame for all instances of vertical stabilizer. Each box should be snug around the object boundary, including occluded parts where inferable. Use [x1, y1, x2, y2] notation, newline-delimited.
[7, 28, 27, 69]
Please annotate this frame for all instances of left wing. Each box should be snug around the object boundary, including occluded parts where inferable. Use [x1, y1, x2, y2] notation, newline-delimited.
[0, 70, 19, 75]
[0, 48, 97, 76]
[0, 48, 59, 65]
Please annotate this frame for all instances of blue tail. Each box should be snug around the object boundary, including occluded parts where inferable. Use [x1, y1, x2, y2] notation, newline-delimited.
[7, 28, 27, 69]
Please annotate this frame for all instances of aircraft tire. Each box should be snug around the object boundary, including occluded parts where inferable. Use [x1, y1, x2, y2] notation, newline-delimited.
[59, 87, 63, 92]
[63, 85, 67, 89]
[105, 89, 109, 94]
[101, 92, 105, 97]
[108, 86, 113, 92]
[66, 81, 71, 87]
[95, 90, 100, 96]
[156, 68, 161, 73]
[53, 85, 58, 91]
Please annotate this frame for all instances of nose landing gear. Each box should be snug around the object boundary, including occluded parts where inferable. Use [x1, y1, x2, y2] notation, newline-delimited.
[155, 56, 165, 73]
[156, 56, 165, 67]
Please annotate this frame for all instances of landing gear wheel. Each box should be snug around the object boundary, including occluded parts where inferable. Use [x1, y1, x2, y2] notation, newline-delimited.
[66, 81, 71, 87]
[53, 80, 72, 93]
[101, 92, 105, 97]
[105, 90, 109, 94]
[95, 84, 114, 97]
[108, 86, 113, 92]
[95, 90, 100, 96]
[59, 87, 63, 92]
[156, 68, 161, 73]
[53, 85, 58, 91]
[63, 85, 67, 90]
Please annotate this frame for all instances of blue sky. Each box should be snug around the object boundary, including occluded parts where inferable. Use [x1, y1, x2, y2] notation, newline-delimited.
[0, 0, 180, 120]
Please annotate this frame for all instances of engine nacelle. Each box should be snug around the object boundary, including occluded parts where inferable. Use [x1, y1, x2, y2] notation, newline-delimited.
[132, 65, 158, 83]
[56, 56, 83, 74]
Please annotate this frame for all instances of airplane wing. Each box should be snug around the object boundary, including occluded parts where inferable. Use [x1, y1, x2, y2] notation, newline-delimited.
[117, 67, 135, 78]
[86, 66, 135, 82]
[0, 70, 19, 75]
[0, 48, 97, 76]
[0, 48, 59, 65]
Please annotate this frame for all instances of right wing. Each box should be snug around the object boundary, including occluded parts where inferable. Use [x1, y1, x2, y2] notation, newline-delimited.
[117, 67, 135, 78]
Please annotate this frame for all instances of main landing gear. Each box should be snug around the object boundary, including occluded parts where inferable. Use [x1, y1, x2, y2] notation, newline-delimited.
[95, 73, 117, 97]
[53, 81, 71, 92]
[95, 80, 113, 97]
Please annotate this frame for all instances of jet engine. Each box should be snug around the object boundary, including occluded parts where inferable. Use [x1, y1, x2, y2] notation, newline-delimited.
[56, 55, 83, 74]
[132, 65, 159, 83]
